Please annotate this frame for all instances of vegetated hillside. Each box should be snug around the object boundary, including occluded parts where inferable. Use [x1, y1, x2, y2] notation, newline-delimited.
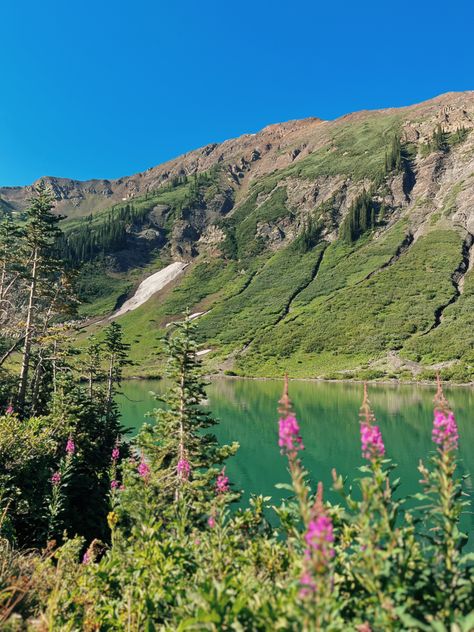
[7, 91, 474, 381]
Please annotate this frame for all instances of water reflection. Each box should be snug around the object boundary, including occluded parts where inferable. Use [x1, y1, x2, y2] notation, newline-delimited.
[118, 378, 473, 539]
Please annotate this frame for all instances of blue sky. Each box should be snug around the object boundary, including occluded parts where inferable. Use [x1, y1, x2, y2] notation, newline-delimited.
[1, 0, 473, 186]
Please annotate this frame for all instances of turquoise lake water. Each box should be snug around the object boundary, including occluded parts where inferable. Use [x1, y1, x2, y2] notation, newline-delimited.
[118, 378, 473, 538]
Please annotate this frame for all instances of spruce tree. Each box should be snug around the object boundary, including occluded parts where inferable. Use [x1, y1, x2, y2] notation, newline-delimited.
[103, 321, 131, 416]
[138, 314, 238, 510]
[17, 182, 63, 412]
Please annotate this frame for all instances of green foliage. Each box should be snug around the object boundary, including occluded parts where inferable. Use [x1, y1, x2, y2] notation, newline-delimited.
[237, 229, 462, 377]
[340, 189, 378, 243]
[137, 315, 238, 514]
[3, 378, 472, 629]
[384, 134, 403, 173]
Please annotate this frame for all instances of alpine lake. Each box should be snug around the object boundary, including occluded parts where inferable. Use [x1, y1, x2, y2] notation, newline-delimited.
[118, 378, 474, 541]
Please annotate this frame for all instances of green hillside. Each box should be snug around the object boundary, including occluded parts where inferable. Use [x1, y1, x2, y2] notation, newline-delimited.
[53, 93, 474, 382]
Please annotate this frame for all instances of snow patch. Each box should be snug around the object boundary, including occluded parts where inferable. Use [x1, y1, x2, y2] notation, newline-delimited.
[111, 262, 188, 319]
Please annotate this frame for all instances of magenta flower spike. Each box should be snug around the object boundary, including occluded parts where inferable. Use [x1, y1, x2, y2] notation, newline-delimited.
[111, 446, 120, 461]
[278, 415, 305, 457]
[177, 458, 191, 480]
[5, 405, 13, 415]
[216, 468, 230, 494]
[360, 423, 385, 460]
[51, 471, 61, 486]
[65, 437, 75, 456]
[299, 483, 335, 597]
[277, 375, 304, 459]
[137, 460, 150, 479]
[207, 515, 216, 528]
[432, 410, 459, 452]
[110, 480, 120, 490]
[359, 384, 385, 462]
[432, 374, 459, 453]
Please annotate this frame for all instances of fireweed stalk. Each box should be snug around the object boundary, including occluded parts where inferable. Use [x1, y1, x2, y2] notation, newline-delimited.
[109, 439, 121, 495]
[300, 482, 335, 600]
[418, 375, 465, 611]
[47, 437, 76, 541]
[278, 375, 311, 527]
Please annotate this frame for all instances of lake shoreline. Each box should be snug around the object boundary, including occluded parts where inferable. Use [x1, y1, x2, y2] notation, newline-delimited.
[123, 372, 474, 389]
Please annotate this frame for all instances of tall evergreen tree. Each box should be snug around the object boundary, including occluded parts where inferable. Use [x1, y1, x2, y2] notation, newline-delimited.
[103, 321, 131, 417]
[17, 182, 63, 411]
[138, 314, 238, 511]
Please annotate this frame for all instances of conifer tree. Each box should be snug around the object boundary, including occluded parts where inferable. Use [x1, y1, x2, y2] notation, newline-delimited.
[138, 314, 238, 510]
[103, 322, 130, 416]
[17, 182, 63, 411]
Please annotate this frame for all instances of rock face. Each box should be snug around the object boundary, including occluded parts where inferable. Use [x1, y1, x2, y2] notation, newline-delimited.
[2, 92, 473, 234]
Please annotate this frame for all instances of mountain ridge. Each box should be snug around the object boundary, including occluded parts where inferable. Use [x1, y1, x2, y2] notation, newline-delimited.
[2, 91, 473, 219]
[5, 90, 474, 381]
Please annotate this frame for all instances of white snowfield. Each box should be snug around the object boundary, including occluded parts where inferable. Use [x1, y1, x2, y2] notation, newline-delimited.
[111, 262, 188, 319]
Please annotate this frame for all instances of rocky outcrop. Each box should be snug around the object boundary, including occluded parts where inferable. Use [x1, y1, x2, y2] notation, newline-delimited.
[3, 92, 473, 224]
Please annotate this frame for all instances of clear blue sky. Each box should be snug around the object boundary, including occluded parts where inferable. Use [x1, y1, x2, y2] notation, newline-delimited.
[1, 0, 473, 186]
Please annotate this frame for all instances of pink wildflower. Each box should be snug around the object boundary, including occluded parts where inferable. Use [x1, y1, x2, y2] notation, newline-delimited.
[304, 514, 335, 566]
[207, 515, 216, 528]
[65, 437, 75, 456]
[110, 480, 119, 490]
[82, 551, 91, 565]
[216, 468, 229, 494]
[360, 422, 385, 461]
[137, 460, 150, 479]
[432, 410, 459, 452]
[5, 406, 13, 415]
[51, 471, 61, 486]
[177, 458, 191, 480]
[299, 483, 335, 598]
[278, 415, 304, 457]
[299, 571, 316, 598]
[111, 446, 120, 461]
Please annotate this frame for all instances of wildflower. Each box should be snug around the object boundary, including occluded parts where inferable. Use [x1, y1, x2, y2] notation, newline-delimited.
[110, 480, 119, 490]
[359, 384, 385, 461]
[216, 468, 229, 493]
[299, 571, 316, 598]
[278, 415, 304, 457]
[360, 422, 385, 461]
[5, 405, 13, 415]
[177, 458, 191, 480]
[432, 410, 459, 452]
[299, 483, 334, 598]
[82, 551, 91, 565]
[51, 471, 61, 486]
[137, 460, 150, 479]
[111, 445, 120, 461]
[207, 515, 216, 528]
[65, 437, 75, 456]
[304, 514, 335, 570]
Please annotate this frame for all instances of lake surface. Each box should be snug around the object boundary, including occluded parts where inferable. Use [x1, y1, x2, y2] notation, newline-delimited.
[118, 378, 474, 538]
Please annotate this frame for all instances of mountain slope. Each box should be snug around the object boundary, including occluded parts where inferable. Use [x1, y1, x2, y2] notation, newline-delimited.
[6, 91, 474, 381]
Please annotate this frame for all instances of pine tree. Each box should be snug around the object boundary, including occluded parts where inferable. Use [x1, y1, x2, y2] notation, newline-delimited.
[17, 182, 63, 411]
[0, 217, 26, 366]
[103, 321, 131, 417]
[432, 125, 447, 152]
[138, 314, 238, 510]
